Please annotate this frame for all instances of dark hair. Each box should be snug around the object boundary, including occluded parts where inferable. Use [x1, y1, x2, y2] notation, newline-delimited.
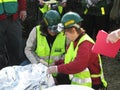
[74, 22, 85, 34]
[65, 22, 85, 35]
[39, 19, 48, 35]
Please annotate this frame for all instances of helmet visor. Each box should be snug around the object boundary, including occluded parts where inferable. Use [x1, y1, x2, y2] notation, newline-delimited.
[48, 25, 59, 33]
[48, 23, 64, 33]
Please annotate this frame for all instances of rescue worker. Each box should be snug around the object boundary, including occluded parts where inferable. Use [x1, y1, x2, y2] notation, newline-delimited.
[37, 0, 67, 23]
[47, 11, 107, 90]
[81, 0, 112, 39]
[25, 10, 70, 85]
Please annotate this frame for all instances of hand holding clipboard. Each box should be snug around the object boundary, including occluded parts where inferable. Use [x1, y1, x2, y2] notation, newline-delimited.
[92, 30, 120, 58]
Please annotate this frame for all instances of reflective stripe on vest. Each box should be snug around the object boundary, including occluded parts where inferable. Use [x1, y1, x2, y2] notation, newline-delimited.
[35, 25, 66, 64]
[72, 77, 91, 86]
[0, 0, 18, 15]
[84, 7, 105, 15]
[91, 55, 107, 87]
[101, 7, 105, 15]
[84, 8, 88, 15]
[71, 68, 92, 87]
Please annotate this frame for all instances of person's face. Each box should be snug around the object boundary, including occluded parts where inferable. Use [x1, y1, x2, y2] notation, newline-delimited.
[64, 27, 76, 41]
[47, 29, 57, 36]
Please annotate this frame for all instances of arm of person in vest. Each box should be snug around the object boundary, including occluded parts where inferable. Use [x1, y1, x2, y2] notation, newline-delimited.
[25, 27, 48, 66]
[48, 40, 92, 74]
[18, 0, 27, 21]
[54, 38, 70, 66]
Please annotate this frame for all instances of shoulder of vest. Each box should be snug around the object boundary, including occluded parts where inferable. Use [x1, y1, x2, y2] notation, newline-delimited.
[36, 25, 42, 33]
[80, 34, 95, 44]
[58, 31, 64, 35]
[36, 25, 40, 28]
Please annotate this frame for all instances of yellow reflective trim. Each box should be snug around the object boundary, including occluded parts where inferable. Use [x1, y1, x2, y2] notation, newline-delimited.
[84, 8, 88, 15]
[44, 18, 48, 26]
[101, 7, 105, 15]
[91, 74, 101, 78]
[65, 20, 75, 26]
[71, 82, 92, 87]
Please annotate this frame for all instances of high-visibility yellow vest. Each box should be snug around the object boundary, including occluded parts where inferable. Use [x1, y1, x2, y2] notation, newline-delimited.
[35, 25, 66, 64]
[58, 5, 63, 14]
[0, 0, 18, 15]
[39, 4, 50, 14]
[65, 34, 107, 88]
[39, 1, 63, 14]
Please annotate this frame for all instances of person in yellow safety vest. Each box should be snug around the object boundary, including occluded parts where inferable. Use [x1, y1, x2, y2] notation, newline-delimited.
[47, 11, 107, 90]
[25, 10, 71, 85]
[38, 0, 67, 15]
[81, 0, 112, 39]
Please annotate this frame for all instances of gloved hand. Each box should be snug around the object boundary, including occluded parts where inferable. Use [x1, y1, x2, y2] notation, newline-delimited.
[106, 29, 120, 43]
[47, 66, 58, 74]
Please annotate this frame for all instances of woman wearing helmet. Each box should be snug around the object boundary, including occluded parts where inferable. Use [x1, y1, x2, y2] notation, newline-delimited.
[25, 10, 70, 84]
[48, 11, 107, 90]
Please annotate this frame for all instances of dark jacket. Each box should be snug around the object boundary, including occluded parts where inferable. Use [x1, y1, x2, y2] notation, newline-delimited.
[82, 0, 112, 16]
[65, 0, 83, 15]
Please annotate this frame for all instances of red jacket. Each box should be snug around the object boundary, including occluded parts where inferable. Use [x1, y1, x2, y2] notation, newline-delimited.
[57, 37, 102, 86]
[0, 0, 26, 20]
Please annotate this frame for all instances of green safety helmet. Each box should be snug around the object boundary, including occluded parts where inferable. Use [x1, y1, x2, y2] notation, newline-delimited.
[61, 12, 83, 29]
[44, 10, 61, 33]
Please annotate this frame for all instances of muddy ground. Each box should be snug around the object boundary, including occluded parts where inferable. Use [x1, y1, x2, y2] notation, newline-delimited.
[102, 52, 120, 90]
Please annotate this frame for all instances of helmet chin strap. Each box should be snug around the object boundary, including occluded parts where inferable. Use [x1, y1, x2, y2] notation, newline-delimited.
[72, 24, 80, 29]
[43, 18, 49, 26]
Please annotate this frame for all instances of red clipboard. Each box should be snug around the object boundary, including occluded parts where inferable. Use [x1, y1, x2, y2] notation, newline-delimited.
[92, 30, 120, 58]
